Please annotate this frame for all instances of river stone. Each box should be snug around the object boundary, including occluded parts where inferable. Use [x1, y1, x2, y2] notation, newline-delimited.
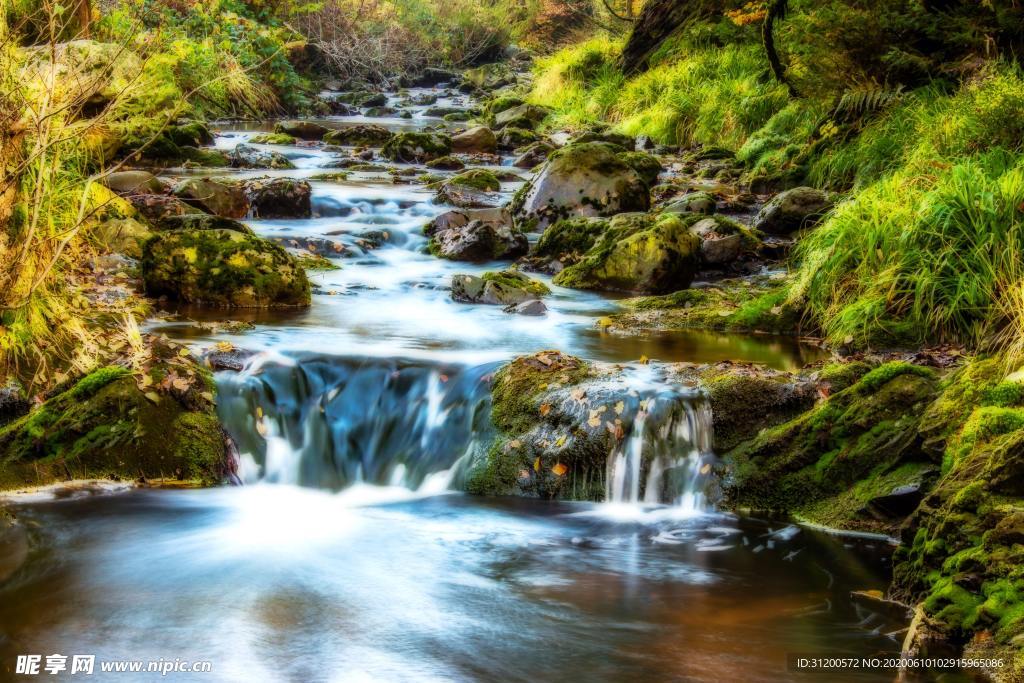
[364, 106, 396, 117]
[662, 192, 717, 215]
[553, 213, 700, 294]
[406, 67, 457, 87]
[323, 125, 394, 147]
[101, 170, 164, 195]
[571, 130, 635, 150]
[494, 103, 548, 130]
[505, 299, 547, 316]
[512, 142, 650, 232]
[244, 178, 312, 219]
[451, 271, 548, 305]
[512, 142, 554, 169]
[497, 127, 540, 150]
[128, 194, 204, 223]
[154, 214, 253, 234]
[425, 156, 465, 171]
[172, 178, 248, 218]
[754, 186, 833, 235]
[451, 126, 497, 154]
[359, 93, 388, 107]
[229, 144, 295, 170]
[143, 228, 311, 307]
[274, 120, 330, 140]
[429, 220, 528, 261]
[382, 132, 452, 163]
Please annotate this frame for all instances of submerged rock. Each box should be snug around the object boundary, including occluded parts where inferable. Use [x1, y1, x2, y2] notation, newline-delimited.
[511, 142, 650, 231]
[753, 186, 833, 235]
[142, 228, 311, 307]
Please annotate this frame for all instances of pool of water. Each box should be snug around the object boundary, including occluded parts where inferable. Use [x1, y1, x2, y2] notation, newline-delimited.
[0, 487, 927, 683]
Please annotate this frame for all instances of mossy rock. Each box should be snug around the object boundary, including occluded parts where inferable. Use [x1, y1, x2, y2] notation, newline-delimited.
[452, 270, 550, 306]
[426, 156, 465, 171]
[618, 151, 663, 188]
[323, 125, 394, 147]
[381, 132, 452, 163]
[512, 142, 650, 231]
[0, 348, 229, 490]
[532, 217, 609, 263]
[485, 95, 524, 117]
[274, 120, 329, 141]
[447, 169, 500, 192]
[172, 178, 248, 218]
[142, 229, 311, 308]
[497, 126, 540, 149]
[249, 133, 297, 145]
[553, 213, 700, 294]
[722, 361, 940, 532]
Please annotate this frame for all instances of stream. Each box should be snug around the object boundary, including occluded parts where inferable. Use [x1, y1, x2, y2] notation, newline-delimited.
[0, 85, 944, 682]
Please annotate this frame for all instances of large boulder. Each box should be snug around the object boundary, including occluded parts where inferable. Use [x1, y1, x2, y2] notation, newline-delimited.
[511, 142, 650, 231]
[323, 125, 394, 147]
[451, 126, 497, 154]
[0, 344, 231, 490]
[243, 178, 312, 218]
[172, 178, 248, 218]
[753, 186, 833, 235]
[142, 229, 311, 307]
[228, 144, 295, 170]
[427, 210, 527, 261]
[382, 132, 452, 163]
[451, 270, 550, 305]
[553, 213, 700, 293]
[274, 120, 330, 140]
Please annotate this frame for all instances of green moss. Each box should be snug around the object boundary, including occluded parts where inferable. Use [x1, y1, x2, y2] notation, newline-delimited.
[617, 151, 662, 187]
[532, 217, 609, 261]
[448, 169, 500, 192]
[858, 362, 936, 394]
[381, 132, 452, 162]
[983, 381, 1024, 408]
[491, 352, 589, 434]
[142, 228, 311, 308]
[486, 95, 524, 117]
[250, 133, 296, 145]
[465, 439, 523, 496]
[69, 366, 130, 400]
[481, 270, 550, 297]
[818, 361, 874, 393]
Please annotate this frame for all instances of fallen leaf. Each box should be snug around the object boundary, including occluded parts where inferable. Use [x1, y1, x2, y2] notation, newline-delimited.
[700, 463, 712, 475]
[539, 403, 552, 416]
[533, 457, 541, 472]
[614, 400, 625, 415]
[144, 391, 160, 404]
[551, 463, 568, 476]
[639, 355, 650, 365]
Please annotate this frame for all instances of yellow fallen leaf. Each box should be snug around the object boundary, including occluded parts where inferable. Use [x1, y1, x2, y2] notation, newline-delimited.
[614, 400, 625, 415]
[533, 457, 541, 472]
[256, 419, 268, 437]
[551, 463, 568, 476]
[700, 463, 712, 475]
[178, 348, 192, 357]
[639, 355, 650, 365]
[144, 391, 160, 404]
[555, 435, 567, 447]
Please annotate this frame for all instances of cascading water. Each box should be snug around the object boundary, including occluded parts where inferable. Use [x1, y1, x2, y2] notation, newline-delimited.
[216, 352, 716, 510]
[215, 353, 498, 491]
[604, 390, 715, 512]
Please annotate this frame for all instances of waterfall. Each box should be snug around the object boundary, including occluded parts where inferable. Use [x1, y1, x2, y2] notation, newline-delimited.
[216, 353, 715, 508]
[216, 353, 498, 490]
[604, 391, 715, 512]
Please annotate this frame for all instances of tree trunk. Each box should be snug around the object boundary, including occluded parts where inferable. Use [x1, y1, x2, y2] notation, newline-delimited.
[763, 0, 798, 97]
[76, 0, 92, 39]
[616, 0, 723, 75]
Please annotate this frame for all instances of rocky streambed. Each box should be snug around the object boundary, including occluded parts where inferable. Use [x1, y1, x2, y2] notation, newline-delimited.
[0, 60, 1012, 681]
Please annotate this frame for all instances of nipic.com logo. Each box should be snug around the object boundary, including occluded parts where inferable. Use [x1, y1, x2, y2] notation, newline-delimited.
[15, 655, 212, 676]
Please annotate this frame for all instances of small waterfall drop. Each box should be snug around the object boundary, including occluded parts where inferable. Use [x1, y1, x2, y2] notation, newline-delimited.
[216, 354, 498, 490]
[604, 385, 715, 512]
